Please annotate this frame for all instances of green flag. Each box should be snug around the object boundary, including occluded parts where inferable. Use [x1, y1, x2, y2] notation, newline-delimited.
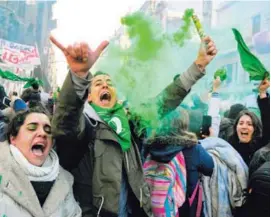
[232, 28, 269, 81]
[23, 78, 44, 88]
[0, 69, 43, 88]
[214, 68, 227, 81]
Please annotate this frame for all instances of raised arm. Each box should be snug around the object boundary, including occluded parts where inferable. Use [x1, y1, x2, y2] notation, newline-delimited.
[50, 36, 108, 170]
[157, 36, 217, 117]
[257, 78, 270, 146]
[50, 36, 108, 139]
[207, 77, 222, 137]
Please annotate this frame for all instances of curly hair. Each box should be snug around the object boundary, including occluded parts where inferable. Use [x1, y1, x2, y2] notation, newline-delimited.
[7, 105, 51, 143]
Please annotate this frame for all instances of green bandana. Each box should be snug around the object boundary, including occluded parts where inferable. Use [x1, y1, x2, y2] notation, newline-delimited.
[232, 28, 269, 81]
[91, 103, 132, 152]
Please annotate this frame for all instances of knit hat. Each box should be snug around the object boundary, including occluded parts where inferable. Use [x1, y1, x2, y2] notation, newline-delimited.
[228, 104, 246, 120]
[13, 99, 28, 113]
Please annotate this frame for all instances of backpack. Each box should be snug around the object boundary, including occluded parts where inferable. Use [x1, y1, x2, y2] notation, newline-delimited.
[245, 161, 270, 217]
[143, 152, 187, 217]
[187, 180, 203, 217]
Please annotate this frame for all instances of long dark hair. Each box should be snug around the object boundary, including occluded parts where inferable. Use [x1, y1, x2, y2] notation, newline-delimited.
[229, 110, 262, 148]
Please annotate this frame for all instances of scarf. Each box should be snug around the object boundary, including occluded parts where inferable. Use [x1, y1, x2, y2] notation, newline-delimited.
[91, 103, 131, 152]
[10, 145, 59, 182]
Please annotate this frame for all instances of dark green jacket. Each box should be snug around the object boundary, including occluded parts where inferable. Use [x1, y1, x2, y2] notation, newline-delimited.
[52, 63, 205, 217]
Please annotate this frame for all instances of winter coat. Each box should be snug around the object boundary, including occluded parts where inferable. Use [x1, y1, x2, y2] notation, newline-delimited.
[145, 136, 214, 217]
[0, 142, 82, 217]
[52, 63, 205, 217]
[249, 143, 270, 177]
[201, 137, 248, 217]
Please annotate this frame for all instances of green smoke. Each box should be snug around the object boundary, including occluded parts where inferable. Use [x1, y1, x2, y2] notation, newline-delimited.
[93, 3, 270, 136]
[173, 8, 194, 47]
[93, 10, 199, 134]
[120, 12, 164, 61]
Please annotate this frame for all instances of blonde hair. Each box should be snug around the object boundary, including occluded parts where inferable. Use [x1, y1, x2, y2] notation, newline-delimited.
[154, 107, 198, 145]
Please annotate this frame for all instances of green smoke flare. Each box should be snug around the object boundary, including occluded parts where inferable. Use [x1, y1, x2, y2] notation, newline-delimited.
[173, 8, 194, 46]
[94, 10, 199, 134]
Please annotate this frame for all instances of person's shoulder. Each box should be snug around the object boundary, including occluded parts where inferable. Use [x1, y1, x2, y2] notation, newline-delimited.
[253, 144, 270, 160]
[183, 143, 201, 155]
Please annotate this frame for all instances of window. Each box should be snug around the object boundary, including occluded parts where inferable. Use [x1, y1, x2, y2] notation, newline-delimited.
[225, 64, 233, 85]
[252, 14, 261, 35]
[225, 63, 238, 85]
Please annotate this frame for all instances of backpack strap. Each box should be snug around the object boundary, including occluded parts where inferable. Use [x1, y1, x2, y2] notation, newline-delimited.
[188, 181, 203, 217]
[188, 181, 199, 206]
[195, 184, 203, 217]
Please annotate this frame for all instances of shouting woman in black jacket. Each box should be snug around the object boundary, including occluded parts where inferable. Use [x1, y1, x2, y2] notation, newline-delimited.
[228, 78, 270, 166]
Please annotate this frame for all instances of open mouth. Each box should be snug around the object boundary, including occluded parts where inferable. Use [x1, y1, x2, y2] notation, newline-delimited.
[241, 132, 249, 136]
[100, 92, 111, 103]
[31, 143, 45, 157]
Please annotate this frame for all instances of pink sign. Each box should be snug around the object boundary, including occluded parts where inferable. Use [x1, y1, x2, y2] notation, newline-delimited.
[0, 38, 40, 69]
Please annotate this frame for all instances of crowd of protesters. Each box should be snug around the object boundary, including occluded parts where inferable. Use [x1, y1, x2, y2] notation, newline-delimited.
[0, 32, 269, 217]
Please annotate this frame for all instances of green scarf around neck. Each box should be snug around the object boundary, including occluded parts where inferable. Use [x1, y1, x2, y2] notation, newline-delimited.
[91, 103, 131, 152]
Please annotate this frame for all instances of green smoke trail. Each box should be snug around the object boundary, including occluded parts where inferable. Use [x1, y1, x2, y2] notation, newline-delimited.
[120, 12, 164, 61]
[173, 8, 194, 47]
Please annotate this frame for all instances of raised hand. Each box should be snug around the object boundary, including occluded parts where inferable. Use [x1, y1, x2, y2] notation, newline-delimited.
[258, 78, 270, 98]
[50, 36, 109, 77]
[259, 78, 270, 92]
[195, 36, 217, 70]
[213, 76, 221, 92]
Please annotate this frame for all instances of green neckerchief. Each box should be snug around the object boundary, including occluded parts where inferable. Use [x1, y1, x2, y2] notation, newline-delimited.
[232, 28, 269, 81]
[91, 103, 131, 152]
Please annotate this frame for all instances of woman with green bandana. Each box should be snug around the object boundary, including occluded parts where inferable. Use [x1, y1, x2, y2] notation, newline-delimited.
[50, 34, 217, 217]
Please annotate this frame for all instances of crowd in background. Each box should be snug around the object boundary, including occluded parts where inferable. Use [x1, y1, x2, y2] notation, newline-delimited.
[0, 33, 269, 217]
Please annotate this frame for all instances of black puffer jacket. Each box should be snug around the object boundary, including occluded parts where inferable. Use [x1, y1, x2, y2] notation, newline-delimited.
[249, 143, 270, 177]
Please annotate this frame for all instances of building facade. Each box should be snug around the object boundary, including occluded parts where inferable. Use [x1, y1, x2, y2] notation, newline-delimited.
[213, 1, 270, 87]
[0, 0, 56, 92]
